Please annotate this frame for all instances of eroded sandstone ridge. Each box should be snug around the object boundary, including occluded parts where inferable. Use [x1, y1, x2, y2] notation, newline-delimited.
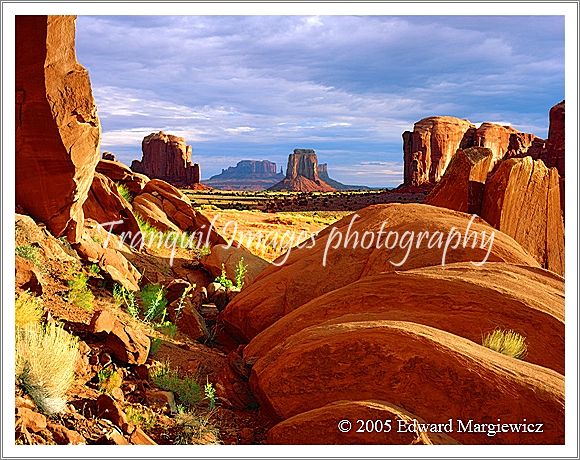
[131, 131, 200, 188]
[269, 149, 335, 192]
[16, 15, 101, 243]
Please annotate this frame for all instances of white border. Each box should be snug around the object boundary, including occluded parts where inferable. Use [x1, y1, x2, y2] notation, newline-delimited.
[2, 2, 578, 458]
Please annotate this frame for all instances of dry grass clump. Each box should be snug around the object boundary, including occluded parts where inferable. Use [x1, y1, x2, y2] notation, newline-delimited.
[174, 410, 220, 445]
[97, 367, 123, 394]
[15, 291, 43, 328]
[482, 329, 528, 360]
[16, 322, 79, 415]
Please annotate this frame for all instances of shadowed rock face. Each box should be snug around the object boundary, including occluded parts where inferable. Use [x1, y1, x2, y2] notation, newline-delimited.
[131, 131, 200, 187]
[546, 101, 565, 177]
[16, 15, 101, 243]
[269, 149, 335, 191]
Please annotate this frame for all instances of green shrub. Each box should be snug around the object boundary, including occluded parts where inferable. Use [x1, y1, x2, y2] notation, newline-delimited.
[149, 337, 162, 357]
[16, 322, 79, 415]
[97, 367, 123, 394]
[234, 257, 248, 289]
[214, 264, 233, 289]
[88, 264, 101, 277]
[154, 321, 178, 338]
[67, 273, 94, 311]
[113, 283, 139, 317]
[140, 284, 168, 323]
[15, 245, 40, 267]
[15, 291, 43, 328]
[116, 183, 133, 203]
[126, 405, 156, 431]
[482, 329, 528, 360]
[150, 363, 201, 408]
[204, 378, 217, 410]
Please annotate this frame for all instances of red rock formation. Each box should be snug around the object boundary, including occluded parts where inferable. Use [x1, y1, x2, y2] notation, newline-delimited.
[102, 151, 117, 161]
[200, 244, 270, 287]
[425, 147, 494, 213]
[472, 122, 519, 163]
[131, 131, 200, 187]
[546, 100, 565, 177]
[83, 172, 141, 237]
[269, 149, 335, 192]
[245, 262, 564, 373]
[481, 156, 564, 275]
[268, 400, 458, 444]
[96, 159, 149, 195]
[403, 117, 475, 186]
[250, 320, 564, 444]
[16, 15, 101, 243]
[221, 203, 540, 342]
[506, 132, 538, 158]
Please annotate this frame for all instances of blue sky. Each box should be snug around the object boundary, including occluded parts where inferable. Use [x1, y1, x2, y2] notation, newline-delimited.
[76, 15, 564, 187]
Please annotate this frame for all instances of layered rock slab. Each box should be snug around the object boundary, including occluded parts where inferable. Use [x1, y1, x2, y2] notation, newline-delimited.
[250, 320, 564, 444]
[245, 262, 564, 373]
[16, 15, 101, 242]
[221, 203, 540, 342]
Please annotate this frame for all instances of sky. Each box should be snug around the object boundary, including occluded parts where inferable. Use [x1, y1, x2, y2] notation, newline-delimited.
[76, 15, 564, 187]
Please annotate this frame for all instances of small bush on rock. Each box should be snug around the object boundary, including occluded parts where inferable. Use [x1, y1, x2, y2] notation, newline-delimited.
[67, 273, 94, 311]
[15, 291, 43, 328]
[150, 362, 201, 408]
[214, 264, 233, 289]
[482, 329, 528, 359]
[15, 245, 40, 267]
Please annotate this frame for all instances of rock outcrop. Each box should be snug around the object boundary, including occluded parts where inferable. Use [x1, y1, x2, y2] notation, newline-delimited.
[205, 160, 284, 191]
[221, 203, 540, 342]
[403, 116, 535, 188]
[250, 320, 564, 444]
[425, 147, 494, 213]
[131, 131, 200, 188]
[96, 159, 149, 195]
[16, 15, 101, 243]
[102, 151, 117, 161]
[545, 100, 565, 177]
[269, 149, 335, 192]
[481, 156, 564, 275]
[244, 262, 564, 373]
[83, 172, 141, 236]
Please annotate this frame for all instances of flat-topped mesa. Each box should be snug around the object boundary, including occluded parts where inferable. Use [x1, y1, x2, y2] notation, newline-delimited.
[131, 131, 200, 188]
[269, 149, 335, 192]
[403, 116, 536, 187]
[213, 160, 280, 179]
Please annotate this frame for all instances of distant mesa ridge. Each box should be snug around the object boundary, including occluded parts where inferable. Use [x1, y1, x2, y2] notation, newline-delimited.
[204, 159, 285, 191]
[131, 131, 200, 188]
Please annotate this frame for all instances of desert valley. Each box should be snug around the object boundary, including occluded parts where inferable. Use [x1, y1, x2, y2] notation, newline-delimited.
[13, 15, 566, 447]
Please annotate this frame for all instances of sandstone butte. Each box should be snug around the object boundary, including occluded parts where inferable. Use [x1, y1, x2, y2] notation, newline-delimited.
[244, 262, 564, 373]
[402, 116, 538, 188]
[16, 15, 101, 243]
[220, 203, 540, 343]
[131, 131, 201, 188]
[250, 320, 564, 444]
[269, 149, 336, 192]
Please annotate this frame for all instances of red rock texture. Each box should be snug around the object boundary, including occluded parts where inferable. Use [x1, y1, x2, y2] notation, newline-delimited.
[250, 320, 564, 444]
[200, 244, 270, 287]
[267, 400, 459, 444]
[472, 122, 519, 164]
[16, 15, 101, 243]
[269, 149, 335, 191]
[403, 117, 474, 186]
[221, 203, 540, 342]
[481, 157, 564, 275]
[96, 159, 149, 195]
[245, 262, 564, 373]
[545, 100, 565, 177]
[83, 172, 141, 236]
[425, 147, 494, 213]
[131, 131, 200, 187]
[506, 132, 538, 158]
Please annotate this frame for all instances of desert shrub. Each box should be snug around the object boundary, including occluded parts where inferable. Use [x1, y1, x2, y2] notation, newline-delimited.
[482, 329, 528, 359]
[214, 264, 233, 289]
[16, 322, 79, 415]
[97, 367, 123, 394]
[204, 379, 217, 410]
[88, 263, 101, 277]
[15, 245, 40, 267]
[154, 321, 178, 338]
[67, 273, 94, 311]
[140, 284, 168, 323]
[126, 405, 156, 431]
[116, 183, 133, 203]
[150, 363, 201, 408]
[134, 213, 165, 243]
[174, 410, 220, 445]
[15, 291, 43, 328]
[113, 283, 139, 317]
[149, 337, 162, 357]
[174, 285, 194, 321]
[191, 245, 211, 259]
[234, 258, 247, 289]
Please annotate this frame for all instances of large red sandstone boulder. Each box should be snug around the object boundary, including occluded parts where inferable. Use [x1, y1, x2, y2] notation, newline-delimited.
[200, 244, 270, 287]
[133, 179, 226, 245]
[425, 147, 493, 213]
[83, 172, 140, 236]
[402, 116, 474, 186]
[472, 122, 519, 164]
[267, 400, 458, 445]
[245, 262, 564, 373]
[96, 159, 149, 195]
[481, 157, 564, 275]
[131, 131, 200, 187]
[221, 203, 540, 342]
[269, 149, 335, 192]
[16, 16, 100, 243]
[250, 320, 564, 444]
